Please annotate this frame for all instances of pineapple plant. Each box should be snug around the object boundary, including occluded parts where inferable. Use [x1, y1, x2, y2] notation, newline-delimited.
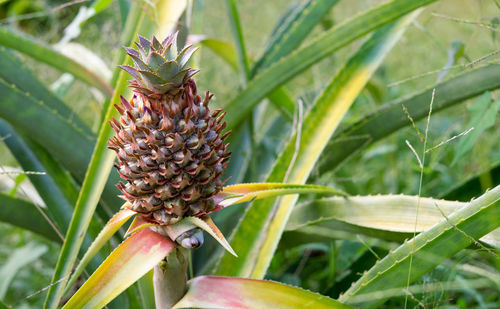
[108, 33, 231, 226]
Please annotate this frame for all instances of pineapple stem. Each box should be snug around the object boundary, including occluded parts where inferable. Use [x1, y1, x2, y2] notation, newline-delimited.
[153, 247, 188, 309]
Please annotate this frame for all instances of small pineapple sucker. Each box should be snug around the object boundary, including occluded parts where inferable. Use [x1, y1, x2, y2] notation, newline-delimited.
[108, 33, 231, 225]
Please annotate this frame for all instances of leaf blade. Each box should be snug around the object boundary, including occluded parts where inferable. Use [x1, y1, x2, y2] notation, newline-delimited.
[339, 185, 500, 308]
[223, 0, 438, 130]
[0, 27, 113, 96]
[214, 11, 419, 279]
[173, 276, 353, 309]
[63, 229, 176, 309]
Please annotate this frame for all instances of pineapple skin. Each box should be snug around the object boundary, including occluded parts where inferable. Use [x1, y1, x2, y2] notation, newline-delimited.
[108, 34, 230, 225]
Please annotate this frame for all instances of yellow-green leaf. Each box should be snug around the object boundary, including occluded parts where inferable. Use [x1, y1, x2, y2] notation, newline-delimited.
[64, 207, 135, 296]
[63, 228, 176, 309]
[217, 183, 346, 207]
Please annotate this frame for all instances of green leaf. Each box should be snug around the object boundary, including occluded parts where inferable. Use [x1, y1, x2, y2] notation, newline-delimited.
[316, 64, 500, 174]
[0, 27, 113, 96]
[252, 0, 339, 75]
[0, 243, 48, 300]
[0, 79, 98, 182]
[339, 185, 500, 308]
[0, 300, 9, 309]
[63, 229, 177, 309]
[173, 276, 353, 309]
[0, 120, 75, 234]
[286, 194, 500, 248]
[0, 193, 59, 242]
[0, 46, 91, 136]
[223, 0, 438, 130]
[225, 0, 250, 82]
[137, 270, 155, 309]
[214, 13, 419, 279]
[0, 78, 122, 213]
[453, 93, 500, 164]
[217, 183, 346, 207]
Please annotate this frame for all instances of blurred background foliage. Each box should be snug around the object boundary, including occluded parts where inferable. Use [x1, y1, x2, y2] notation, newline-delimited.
[0, 0, 498, 308]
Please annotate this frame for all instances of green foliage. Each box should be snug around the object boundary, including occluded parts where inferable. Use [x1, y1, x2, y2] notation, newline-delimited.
[0, 0, 499, 308]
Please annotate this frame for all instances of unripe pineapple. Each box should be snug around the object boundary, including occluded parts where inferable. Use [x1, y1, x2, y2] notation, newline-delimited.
[108, 33, 231, 225]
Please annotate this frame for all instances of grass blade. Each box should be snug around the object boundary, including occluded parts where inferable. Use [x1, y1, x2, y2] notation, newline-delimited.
[0, 27, 113, 96]
[214, 12, 419, 279]
[316, 64, 500, 174]
[173, 276, 353, 309]
[223, 0, 437, 130]
[339, 185, 500, 308]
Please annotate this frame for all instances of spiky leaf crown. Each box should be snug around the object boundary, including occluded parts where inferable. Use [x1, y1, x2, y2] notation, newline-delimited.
[108, 34, 231, 225]
[119, 33, 199, 96]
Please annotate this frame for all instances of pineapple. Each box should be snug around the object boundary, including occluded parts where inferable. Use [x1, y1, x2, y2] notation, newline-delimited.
[108, 33, 231, 225]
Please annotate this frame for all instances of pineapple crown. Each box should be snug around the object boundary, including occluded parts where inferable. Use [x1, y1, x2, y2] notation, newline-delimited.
[119, 32, 199, 96]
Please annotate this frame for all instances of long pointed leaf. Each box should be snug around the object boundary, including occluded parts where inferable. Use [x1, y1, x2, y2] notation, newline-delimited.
[0, 27, 113, 96]
[0, 46, 91, 136]
[217, 183, 345, 207]
[339, 185, 500, 308]
[63, 229, 176, 309]
[286, 194, 500, 248]
[252, 0, 339, 75]
[173, 276, 353, 309]
[0, 193, 59, 242]
[64, 208, 135, 296]
[223, 0, 437, 129]
[316, 63, 500, 174]
[214, 12, 419, 279]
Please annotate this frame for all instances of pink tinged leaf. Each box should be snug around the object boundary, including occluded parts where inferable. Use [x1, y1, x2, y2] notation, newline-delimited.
[173, 276, 353, 309]
[63, 207, 136, 296]
[215, 183, 346, 207]
[63, 229, 176, 309]
[125, 215, 157, 237]
[185, 216, 237, 257]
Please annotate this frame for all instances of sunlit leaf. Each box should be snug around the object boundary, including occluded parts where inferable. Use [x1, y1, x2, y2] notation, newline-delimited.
[286, 194, 500, 248]
[216, 183, 346, 207]
[173, 276, 353, 309]
[63, 229, 176, 309]
[64, 207, 136, 296]
[339, 185, 500, 308]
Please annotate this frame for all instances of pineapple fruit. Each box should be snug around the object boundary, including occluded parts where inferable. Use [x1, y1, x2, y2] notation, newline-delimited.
[108, 33, 231, 225]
